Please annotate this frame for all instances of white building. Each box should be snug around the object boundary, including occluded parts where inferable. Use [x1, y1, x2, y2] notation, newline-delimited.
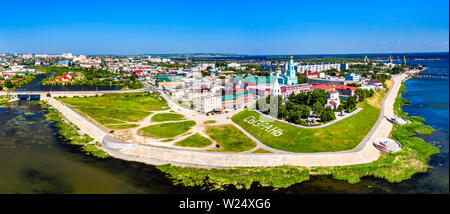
[73, 55, 87, 62]
[194, 95, 222, 113]
[227, 62, 241, 69]
[62, 53, 74, 59]
[297, 63, 341, 73]
[325, 88, 341, 110]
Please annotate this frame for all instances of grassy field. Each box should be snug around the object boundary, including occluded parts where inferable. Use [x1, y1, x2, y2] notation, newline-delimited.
[137, 121, 196, 138]
[203, 120, 217, 124]
[151, 113, 185, 122]
[205, 125, 256, 152]
[58, 92, 167, 129]
[232, 102, 379, 153]
[105, 124, 139, 130]
[175, 134, 212, 148]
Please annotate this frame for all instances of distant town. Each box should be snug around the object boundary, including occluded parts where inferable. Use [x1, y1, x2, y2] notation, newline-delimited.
[0, 52, 425, 120]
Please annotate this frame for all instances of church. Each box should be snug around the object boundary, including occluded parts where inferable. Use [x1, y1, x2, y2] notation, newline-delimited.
[325, 87, 341, 110]
[270, 55, 298, 86]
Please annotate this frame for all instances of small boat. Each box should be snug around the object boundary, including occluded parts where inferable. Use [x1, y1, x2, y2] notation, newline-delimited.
[373, 138, 401, 153]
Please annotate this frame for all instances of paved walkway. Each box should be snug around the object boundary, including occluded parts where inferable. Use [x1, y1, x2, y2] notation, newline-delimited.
[45, 73, 409, 168]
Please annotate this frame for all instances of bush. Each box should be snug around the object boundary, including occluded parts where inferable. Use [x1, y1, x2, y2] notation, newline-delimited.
[320, 106, 336, 122]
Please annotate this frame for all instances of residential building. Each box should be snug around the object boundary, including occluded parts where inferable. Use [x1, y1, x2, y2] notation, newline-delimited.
[194, 95, 222, 113]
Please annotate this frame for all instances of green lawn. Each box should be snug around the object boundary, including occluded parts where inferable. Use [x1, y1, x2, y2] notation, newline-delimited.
[203, 120, 217, 124]
[175, 134, 212, 148]
[206, 125, 256, 152]
[105, 124, 139, 130]
[137, 121, 196, 138]
[58, 92, 166, 128]
[232, 102, 379, 153]
[151, 113, 185, 122]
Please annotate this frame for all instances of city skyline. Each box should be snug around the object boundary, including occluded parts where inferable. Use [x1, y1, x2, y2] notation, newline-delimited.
[0, 0, 448, 55]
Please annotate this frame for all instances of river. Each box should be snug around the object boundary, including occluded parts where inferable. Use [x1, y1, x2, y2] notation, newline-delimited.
[0, 54, 448, 194]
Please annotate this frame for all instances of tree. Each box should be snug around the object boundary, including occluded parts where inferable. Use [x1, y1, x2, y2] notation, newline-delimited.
[277, 104, 288, 119]
[312, 102, 324, 116]
[4, 80, 13, 89]
[287, 110, 298, 123]
[299, 105, 310, 119]
[201, 71, 211, 76]
[345, 96, 357, 112]
[355, 89, 367, 101]
[295, 73, 309, 84]
[309, 89, 328, 106]
[337, 104, 345, 114]
[320, 106, 336, 122]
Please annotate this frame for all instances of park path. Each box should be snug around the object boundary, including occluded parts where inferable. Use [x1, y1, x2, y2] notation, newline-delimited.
[45, 72, 412, 168]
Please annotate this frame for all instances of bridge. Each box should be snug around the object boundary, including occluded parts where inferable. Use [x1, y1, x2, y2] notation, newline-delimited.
[0, 88, 148, 100]
[17, 94, 41, 100]
[416, 72, 449, 79]
[0, 88, 149, 101]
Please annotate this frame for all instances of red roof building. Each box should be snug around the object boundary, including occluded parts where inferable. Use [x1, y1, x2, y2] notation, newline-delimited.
[310, 84, 357, 96]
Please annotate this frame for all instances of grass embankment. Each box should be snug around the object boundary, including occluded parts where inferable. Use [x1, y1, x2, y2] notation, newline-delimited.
[137, 121, 196, 139]
[156, 80, 439, 190]
[252, 149, 272, 153]
[58, 92, 167, 130]
[151, 113, 185, 122]
[175, 134, 212, 148]
[1, 74, 37, 91]
[232, 102, 379, 153]
[41, 102, 109, 159]
[0, 95, 12, 106]
[205, 125, 256, 152]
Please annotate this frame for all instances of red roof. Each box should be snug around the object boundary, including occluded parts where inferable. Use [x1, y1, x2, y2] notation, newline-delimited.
[244, 83, 257, 87]
[330, 100, 337, 105]
[133, 70, 144, 73]
[310, 84, 357, 91]
[302, 72, 319, 76]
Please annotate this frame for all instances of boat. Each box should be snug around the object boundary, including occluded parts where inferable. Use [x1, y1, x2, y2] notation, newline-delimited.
[373, 138, 402, 153]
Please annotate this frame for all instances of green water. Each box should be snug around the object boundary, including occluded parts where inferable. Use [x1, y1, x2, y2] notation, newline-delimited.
[0, 102, 203, 194]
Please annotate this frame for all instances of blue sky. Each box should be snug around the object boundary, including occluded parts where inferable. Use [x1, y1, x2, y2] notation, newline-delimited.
[0, 0, 448, 55]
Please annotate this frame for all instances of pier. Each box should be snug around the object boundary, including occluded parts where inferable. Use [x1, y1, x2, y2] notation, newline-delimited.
[416, 72, 449, 79]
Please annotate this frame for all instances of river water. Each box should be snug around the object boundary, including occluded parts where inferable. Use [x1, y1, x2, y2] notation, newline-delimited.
[0, 54, 448, 194]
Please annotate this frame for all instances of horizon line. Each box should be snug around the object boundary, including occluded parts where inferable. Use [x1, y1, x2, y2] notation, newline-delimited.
[3, 51, 448, 56]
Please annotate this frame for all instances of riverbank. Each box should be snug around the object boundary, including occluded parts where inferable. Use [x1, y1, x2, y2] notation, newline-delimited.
[40, 101, 110, 159]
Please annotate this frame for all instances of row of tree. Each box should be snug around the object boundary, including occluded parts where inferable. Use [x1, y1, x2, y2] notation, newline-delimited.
[256, 87, 376, 125]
